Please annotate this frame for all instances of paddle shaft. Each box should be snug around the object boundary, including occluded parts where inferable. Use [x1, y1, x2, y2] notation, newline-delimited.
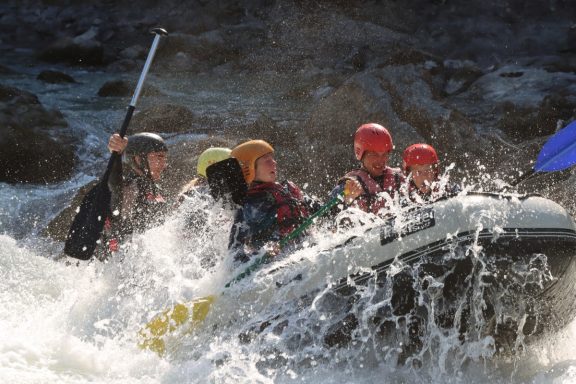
[101, 28, 167, 182]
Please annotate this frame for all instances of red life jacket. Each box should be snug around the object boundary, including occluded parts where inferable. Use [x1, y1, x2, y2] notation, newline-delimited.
[246, 181, 310, 237]
[342, 167, 403, 214]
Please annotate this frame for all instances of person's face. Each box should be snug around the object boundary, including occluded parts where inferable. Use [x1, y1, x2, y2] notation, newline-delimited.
[254, 152, 277, 183]
[362, 151, 389, 177]
[410, 164, 438, 194]
[145, 151, 168, 181]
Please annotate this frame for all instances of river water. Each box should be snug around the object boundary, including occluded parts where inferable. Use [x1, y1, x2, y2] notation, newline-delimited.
[1, 51, 576, 383]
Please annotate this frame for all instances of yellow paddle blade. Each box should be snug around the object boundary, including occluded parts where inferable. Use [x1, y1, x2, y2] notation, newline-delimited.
[138, 295, 215, 356]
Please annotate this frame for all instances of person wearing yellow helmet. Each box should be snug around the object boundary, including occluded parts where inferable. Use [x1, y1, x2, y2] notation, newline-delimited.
[178, 147, 232, 201]
[228, 140, 321, 263]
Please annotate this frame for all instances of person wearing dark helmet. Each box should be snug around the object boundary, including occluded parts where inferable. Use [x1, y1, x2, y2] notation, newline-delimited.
[330, 123, 404, 215]
[401, 143, 460, 202]
[97, 132, 168, 259]
[228, 140, 321, 264]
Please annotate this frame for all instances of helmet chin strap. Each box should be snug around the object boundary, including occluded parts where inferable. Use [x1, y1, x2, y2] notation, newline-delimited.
[133, 155, 159, 194]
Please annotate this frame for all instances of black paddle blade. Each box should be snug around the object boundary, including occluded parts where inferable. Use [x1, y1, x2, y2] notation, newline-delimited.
[64, 181, 111, 260]
[206, 158, 247, 205]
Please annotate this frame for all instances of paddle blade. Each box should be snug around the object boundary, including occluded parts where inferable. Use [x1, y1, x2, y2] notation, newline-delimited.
[206, 158, 247, 205]
[64, 181, 111, 260]
[535, 121, 576, 172]
[138, 295, 215, 356]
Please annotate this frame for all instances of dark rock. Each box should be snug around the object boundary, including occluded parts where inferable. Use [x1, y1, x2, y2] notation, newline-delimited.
[37, 70, 76, 84]
[0, 84, 77, 184]
[106, 59, 138, 73]
[156, 31, 237, 72]
[498, 95, 576, 141]
[382, 46, 439, 67]
[97, 79, 161, 97]
[0, 64, 16, 74]
[37, 27, 105, 66]
[130, 104, 196, 133]
[440, 60, 484, 96]
[42, 180, 99, 241]
[119, 44, 146, 60]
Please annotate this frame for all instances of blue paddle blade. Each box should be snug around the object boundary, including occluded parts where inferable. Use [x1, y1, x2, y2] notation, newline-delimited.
[535, 121, 576, 172]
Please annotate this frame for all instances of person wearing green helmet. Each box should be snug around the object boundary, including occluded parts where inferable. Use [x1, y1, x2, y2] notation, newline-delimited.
[178, 147, 232, 201]
[96, 132, 169, 260]
[177, 147, 234, 263]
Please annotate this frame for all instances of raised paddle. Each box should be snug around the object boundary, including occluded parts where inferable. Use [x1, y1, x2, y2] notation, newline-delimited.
[64, 28, 168, 260]
[206, 157, 247, 205]
[138, 190, 345, 356]
[510, 120, 576, 186]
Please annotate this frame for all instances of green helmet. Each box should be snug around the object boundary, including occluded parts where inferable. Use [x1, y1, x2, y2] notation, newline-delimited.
[197, 147, 232, 178]
[123, 132, 167, 174]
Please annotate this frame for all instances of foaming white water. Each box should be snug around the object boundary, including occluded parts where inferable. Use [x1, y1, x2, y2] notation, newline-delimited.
[0, 234, 169, 383]
[2, 190, 576, 383]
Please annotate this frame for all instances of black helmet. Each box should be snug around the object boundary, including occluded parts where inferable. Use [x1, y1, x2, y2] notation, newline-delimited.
[123, 133, 167, 176]
[125, 133, 167, 156]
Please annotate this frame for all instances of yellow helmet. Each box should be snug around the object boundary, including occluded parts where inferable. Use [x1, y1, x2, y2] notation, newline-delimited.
[231, 140, 274, 184]
[196, 147, 232, 178]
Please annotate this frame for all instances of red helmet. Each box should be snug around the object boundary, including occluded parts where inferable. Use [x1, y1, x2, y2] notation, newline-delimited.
[354, 123, 393, 160]
[402, 143, 439, 174]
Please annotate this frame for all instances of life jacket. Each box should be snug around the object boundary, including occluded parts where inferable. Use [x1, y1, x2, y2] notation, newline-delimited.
[342, 167, 403, 214]
[96, 174, 166, 260]
[404, 178, 461, 204]
[246, 181, 310, 238]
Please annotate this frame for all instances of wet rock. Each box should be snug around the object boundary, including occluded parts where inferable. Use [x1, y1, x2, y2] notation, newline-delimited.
[119, 44, 146, 60]
[498, 95, 576, 141]
[42, 180, 99, 242]
[106, 59, 138, 73]
[376, 65, 488, 162]
[0, 64, 16, 74]
[37, 70, 76, 84]
[37, 27, 105, 66]
[156, 30, 236, 72]
[97, 79, 161, 97]
[130, 104, 196, 133]
[382, 45, 439, 67]
[440, 60, 484, 96]
[0, 84, 77, 184]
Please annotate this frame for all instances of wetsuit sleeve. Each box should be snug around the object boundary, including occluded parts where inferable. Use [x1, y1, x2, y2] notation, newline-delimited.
[228, 197, 278, 263]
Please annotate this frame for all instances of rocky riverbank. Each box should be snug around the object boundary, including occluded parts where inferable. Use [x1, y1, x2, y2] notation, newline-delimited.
[1, 0, 575, 238]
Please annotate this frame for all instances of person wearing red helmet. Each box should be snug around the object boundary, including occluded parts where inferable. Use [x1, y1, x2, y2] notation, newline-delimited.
[228, 140, 321, 263]
[331, 123, 404, 215]
[401, 143, 460, 201]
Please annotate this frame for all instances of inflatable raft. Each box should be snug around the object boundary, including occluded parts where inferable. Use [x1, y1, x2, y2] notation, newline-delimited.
[226, 192, 576, 354]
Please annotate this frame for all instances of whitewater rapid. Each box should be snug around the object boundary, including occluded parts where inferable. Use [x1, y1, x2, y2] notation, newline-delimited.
[1, 200, 576, 383]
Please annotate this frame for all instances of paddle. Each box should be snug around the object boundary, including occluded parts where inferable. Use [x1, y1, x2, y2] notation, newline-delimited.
[138, 190, 344, 356]
[64, 28, 167, 260]
[206, 157, 247, 205]
[510, 120, 576, 186]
